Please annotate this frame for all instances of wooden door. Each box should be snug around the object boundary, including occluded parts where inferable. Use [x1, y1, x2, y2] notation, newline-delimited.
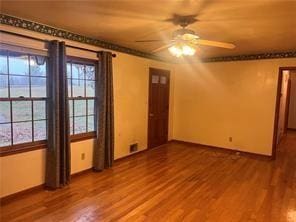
[148, 68, 170, 149]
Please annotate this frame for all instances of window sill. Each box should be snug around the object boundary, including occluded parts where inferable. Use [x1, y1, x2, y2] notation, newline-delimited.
[0, 141, 47, 157]
[70, 132, 96, 143]
[0, 132, 96, 157]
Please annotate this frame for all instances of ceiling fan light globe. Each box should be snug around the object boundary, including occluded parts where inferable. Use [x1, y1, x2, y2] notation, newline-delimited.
[182, 33, 199, 41]
[168, 45, 183, 57]
[182, 45, 196, 56]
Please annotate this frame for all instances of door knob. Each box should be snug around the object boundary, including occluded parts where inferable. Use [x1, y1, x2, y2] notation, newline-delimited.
[149, 113, 154, 117]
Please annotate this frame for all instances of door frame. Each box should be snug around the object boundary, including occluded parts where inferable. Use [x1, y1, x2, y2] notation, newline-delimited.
[272, 67, 296, 159]
[284, 78, 292, 134]
[147, 67, 170, 149]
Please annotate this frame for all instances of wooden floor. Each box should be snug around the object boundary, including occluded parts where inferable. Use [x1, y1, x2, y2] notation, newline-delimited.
[1, 131, 296, 222]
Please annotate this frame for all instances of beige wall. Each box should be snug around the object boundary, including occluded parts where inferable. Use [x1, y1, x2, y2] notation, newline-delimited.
[0, 149, 46, 197]
[288, 72, 296, 129]
[71, 139, 95, 174]
[172, 58, 296, 156]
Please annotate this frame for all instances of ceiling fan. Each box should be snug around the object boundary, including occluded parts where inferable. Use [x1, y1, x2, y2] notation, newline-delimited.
[135, 14, 236, 57]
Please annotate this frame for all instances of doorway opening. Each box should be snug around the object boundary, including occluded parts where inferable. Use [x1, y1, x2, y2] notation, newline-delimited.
[148, 68, 170, 149]
[272, 67, 296, 159]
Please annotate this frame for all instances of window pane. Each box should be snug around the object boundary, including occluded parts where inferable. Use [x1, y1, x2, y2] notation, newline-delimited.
[68, 100, 73, 117]
[88, 99, 95, 115]
[0, 101, 10, 124]
[72, 63, 84, 79]
[0, 52, 48, 148]
[30, 56, 46, 76]
[152, 75, 159, 84]
[85, 65, 95, 80]
[0, 54, 7, 74]
[67, 79, 72, 97]
[9, 53, 29, 75]
[13, 121, 32, 144]
[0, 75, 8, 97]
[69, 117, 73, 135]
[67, 63, 71, 78]
[88, 115, 95, 132]
[74, 116, 86, 134]
[86, 80, 95, 97]
[31, 77, 46, 97]
[74, 100, 86, 116]
[33, 101, 46, 120]
[34, 120, 46, 141]
[12, 101, 32, 122]
[72, 79, 85, 97]
[0, 123, 11, 146]
[160, 76, 167, 84]
[10, 76, 30, 97]
[67, 61, 96, 136]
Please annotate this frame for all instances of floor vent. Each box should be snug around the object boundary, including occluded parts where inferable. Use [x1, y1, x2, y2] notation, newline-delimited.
[130, 143, 138, 153]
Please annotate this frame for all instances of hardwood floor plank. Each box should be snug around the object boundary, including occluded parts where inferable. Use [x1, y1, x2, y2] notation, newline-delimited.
[1, 131, 296, 222]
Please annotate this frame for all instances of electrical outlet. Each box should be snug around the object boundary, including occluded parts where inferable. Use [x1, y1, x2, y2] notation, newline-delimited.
[81, 153, 85, 160]
[229, 137, 233, 142]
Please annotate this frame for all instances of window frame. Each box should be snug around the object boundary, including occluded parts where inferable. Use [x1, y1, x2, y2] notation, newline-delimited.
[0, 50, 48, 156]
[67, 56, 97, 142]
[0, 53, 98, 156]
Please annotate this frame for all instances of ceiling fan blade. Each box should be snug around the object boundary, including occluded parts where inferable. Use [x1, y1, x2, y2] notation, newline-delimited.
[135, 40, 163, 43]
[152, 43, 174, 53]
[193, 39, 235, 49]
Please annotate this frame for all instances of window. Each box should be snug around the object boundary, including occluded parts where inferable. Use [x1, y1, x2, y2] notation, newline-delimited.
[0, 50, 48, 154]
[67, 59, 96, 140]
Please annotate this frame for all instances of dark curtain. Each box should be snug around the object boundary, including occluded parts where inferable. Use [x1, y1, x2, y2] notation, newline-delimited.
[45, 40, 71, 188]
[93, 51, 114, 171]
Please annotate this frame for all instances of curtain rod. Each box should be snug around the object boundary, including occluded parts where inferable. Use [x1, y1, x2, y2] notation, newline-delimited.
[0, 30, 117, 58]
